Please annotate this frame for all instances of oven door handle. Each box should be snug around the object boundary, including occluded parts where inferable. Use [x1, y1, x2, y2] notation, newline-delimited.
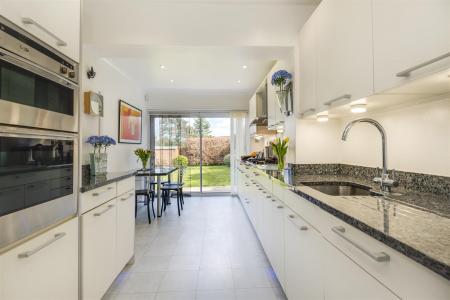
[0, 48, 77, 88]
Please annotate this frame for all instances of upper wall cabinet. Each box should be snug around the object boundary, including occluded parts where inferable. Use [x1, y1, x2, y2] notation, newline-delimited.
[373, 0, 450, 94]
[315, 0, 373, 112]
[0, 0, 80, 62]
[297, 15, 317, 117]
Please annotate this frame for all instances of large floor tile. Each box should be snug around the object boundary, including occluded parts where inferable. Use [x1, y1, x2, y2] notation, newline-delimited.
[231, 267, 273, 289]
[195, 289, 236, 300]
[154, 291, 196, 300]
[235, 288, 287, 300]
[111, 272, 165, 294]
[197, 269, 234, 290]
[159, 270, 199, 292]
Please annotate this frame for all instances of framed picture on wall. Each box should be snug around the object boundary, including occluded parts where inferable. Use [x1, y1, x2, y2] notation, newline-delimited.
[118, 100, 142, 144]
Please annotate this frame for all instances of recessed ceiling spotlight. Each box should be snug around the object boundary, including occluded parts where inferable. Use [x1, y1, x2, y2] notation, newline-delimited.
[160, 65, 166, 69]
[316, 114, 329, 122]
[351, 103, 367, 114]
[170, 79, 174, 83]
[237, 80, 241, 84]
[242, 65, 248, 69]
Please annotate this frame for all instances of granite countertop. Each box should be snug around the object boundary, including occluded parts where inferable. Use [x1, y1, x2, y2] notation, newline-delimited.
[244, 162, 450, 279]
[80, 170, 136, 193]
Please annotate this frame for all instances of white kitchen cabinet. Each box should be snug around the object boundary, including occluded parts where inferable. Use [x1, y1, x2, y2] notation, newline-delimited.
[0, 0, 80, 61]
[248, 94, 257, 122]
[269, 196, 285, 288]
[82, 199, 117, 300]
[373, 0, 450, 94]
[260, 190, 273, 252]
[315, 0, 373, 112]
[297, 14, 317, 118]
[321, 236, 399, 300]
[0, 217, 78, 300]
[284, 209, 323, 300]
[116, 191, 135, 274]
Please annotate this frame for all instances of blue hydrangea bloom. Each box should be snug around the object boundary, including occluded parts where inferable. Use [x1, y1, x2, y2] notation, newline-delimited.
[271, 70, 292, 86]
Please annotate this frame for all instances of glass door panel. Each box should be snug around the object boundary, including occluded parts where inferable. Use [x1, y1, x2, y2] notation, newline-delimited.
[201, 117, 231, 192]
[150, 114, 230, 194]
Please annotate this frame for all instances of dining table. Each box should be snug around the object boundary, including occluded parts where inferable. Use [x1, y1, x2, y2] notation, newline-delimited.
[135, 167, 178, 217]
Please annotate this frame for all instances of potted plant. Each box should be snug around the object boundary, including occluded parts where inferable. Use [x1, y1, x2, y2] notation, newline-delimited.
[134, 148, 153, 170]
[271, 70, 292, 115]
[87, 135, 116, 175]
[271, 137, 289, 171]
[173, 155, 188, 183]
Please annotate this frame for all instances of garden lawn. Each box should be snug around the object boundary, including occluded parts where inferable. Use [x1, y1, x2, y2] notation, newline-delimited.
[185, 165, 230, 187]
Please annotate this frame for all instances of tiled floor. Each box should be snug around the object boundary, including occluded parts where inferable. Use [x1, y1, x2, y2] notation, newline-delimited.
[103, 196, 287, 300]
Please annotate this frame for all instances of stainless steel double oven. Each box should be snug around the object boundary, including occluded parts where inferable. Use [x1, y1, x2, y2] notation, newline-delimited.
[0, 16, 78, 250]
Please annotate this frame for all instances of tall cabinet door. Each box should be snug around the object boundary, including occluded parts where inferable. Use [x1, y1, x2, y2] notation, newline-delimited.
[316, 0, 373, 112]
[297, 14, 317, 117]
[82, 199, 117, 300]
[116, 191, 135, 274]
[373, 0, 450, 93]
[0, 217, 78, 300]
[284, 210, 323, 300]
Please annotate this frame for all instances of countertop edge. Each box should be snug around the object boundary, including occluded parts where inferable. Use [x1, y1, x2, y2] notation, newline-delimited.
[291, 187, 450, 280]
[80, 172, 136, 193]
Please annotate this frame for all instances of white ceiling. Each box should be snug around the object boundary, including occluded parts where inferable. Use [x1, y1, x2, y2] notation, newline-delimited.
[83, 0, 319, 110]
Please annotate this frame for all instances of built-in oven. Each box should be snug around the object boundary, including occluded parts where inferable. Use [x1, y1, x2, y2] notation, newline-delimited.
[0, 15, 78, 132]
[0, 125, 77, 250]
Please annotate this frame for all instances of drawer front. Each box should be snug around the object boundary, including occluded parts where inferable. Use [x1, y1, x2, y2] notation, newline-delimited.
[255, 173, 272, 192]
[117, 177, 135, 196]
[0, 217, 78, 300]
[80, 183, 117, 214]
[284, 190, 450, 299]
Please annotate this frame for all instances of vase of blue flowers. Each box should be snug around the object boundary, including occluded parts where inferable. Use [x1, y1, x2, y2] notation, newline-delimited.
[87, 135, 116, 175]
[271, 70, 292, 115]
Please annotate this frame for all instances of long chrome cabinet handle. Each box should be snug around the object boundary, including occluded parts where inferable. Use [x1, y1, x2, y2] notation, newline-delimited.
[94, 204, 115, 217]
[332, 226, 390, 262]
[18, 232, 66, 258]
[287, 214, 308, 231]
[299, 108, 316, 118]
[92, 186, 114, 197]
[396, 52, 450, 77]
[22, 17, 67, 46]
[324, 94, 351, 106]
[120, 192, 134, 201]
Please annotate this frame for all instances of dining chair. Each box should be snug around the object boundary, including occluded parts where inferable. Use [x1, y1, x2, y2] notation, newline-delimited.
[161, 168, 184, 216]
[135, 175, 155, 223]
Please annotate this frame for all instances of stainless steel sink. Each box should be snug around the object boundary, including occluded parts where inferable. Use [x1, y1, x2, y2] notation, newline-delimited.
[302, 182, 382, 197]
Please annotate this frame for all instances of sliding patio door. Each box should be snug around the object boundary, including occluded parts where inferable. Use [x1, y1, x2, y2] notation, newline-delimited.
[150, 113, 231, 194]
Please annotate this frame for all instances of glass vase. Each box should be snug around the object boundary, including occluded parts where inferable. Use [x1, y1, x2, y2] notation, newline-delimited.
[277, 157, 285, 172]
[90, 152, 108, 175]
[275, 90, 289, 114]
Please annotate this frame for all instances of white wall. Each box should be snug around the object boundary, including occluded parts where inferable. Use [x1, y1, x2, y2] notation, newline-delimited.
[296, 97, 450, 176]
[81, 49, 149, 172]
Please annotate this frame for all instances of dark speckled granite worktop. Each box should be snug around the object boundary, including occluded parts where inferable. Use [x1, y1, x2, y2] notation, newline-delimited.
[80, 170, 136, 193]
[246, 162, 450, 279]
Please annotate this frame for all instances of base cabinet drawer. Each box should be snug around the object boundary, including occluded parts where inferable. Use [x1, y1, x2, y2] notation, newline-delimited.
[284, 209, 398, 300]
[0, 217, 78, 300]
[82, 199, 117, 300]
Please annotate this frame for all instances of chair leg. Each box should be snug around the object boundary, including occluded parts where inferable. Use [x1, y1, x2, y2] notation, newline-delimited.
[177, 192, 181, 216]
[179, 189, 183, 210]
[151, 192, 156, 218]
[146, 195, 151, 224]
[135, 194, 138, 218]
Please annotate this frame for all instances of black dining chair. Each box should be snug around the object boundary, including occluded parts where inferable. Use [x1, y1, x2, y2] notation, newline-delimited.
[135, 176, 156, 223]
[161, 168, 184, 216]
